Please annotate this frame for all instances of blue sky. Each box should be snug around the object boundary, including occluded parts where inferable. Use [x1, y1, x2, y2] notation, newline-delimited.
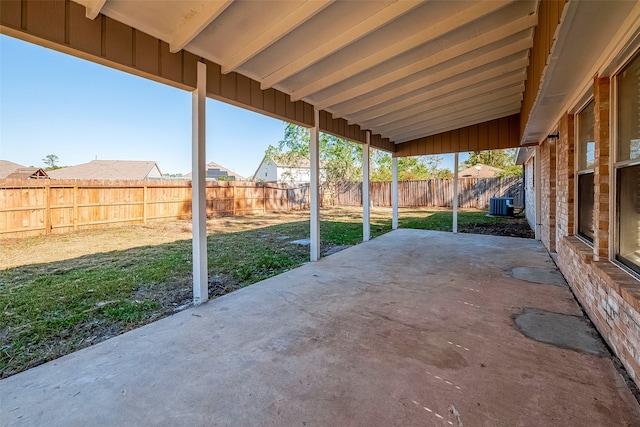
[0, 35, 461, 177]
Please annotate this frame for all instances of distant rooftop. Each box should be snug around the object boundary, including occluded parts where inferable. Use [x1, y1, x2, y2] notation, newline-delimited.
[47, 160, 162, 180]
[184, 161, 245, 181]
[0, 160, 27, 178]
[459, 163, 504, 178]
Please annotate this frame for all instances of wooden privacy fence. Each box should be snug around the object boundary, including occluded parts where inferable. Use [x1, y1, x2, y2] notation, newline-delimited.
[333, 177, 523, 209]
[0, 179, 311, 239]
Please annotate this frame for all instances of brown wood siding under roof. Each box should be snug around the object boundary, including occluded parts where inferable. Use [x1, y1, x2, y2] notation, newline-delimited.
[394, 114, 520, 157]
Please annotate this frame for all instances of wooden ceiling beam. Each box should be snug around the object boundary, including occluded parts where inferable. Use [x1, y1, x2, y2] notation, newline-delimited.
[331, 39, 531, 117]
[356, 73, 525, 129]
[84, 0, 107, 20]
[392, 103, 521, 143]
[315, 15, 536, 110]
[260, 0, 422, 90]
[169, 1, 234, 53]
[221, 1, 333, 74]
[289, 0, 512, 101]
[374, 87, 524, 135]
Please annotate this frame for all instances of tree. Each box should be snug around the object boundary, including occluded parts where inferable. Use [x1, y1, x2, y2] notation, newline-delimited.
[460, 149, 522, 177]
[371, 152, 452, 181]
[264, 123, 362, 185]
[42, 154, 60, 170]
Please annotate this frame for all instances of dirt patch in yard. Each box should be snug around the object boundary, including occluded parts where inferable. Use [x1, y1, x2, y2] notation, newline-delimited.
[459, 216, 534, 239]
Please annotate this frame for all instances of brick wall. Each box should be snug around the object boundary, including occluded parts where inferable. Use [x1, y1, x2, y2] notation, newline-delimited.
[550, 81, 640, 389]
[593, 76, 610, 259]
[556, 114, 575, 239]
[558, 236, 640, 387]
[540, 138, 557, 252]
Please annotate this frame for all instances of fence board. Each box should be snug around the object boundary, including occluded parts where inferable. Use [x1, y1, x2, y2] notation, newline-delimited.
[0, 179, 311, 238]
[333, 178, 523, 209]
[1, 178, 521, 238]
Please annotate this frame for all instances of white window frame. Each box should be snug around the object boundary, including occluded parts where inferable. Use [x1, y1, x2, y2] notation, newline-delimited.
[611, 48, 640, 277]
[574, 97, 595, 245]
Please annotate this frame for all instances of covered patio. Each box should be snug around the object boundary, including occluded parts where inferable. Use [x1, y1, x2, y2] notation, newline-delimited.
[2, 230, 638, 426]
[2, 0, 640, 422]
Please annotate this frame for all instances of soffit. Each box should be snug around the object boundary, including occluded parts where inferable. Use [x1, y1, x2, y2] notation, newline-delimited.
[521, 0, 640, 144]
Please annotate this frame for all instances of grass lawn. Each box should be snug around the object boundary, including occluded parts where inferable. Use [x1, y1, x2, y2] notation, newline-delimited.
[0, 207, 518, 378]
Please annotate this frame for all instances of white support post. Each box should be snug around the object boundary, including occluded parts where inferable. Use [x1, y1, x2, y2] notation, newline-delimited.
[534, 144, 541, 241]
[192, 61, 208, 304]
[363, 132, 371, 241]
[310, 109, 321, 261]
[453, 152, 459, 233]
[392, 156, 398, 229]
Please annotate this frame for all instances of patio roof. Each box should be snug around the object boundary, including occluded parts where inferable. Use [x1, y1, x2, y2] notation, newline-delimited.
[2, 1, 637, 154]
[2, 230, 639, 425]
[74, 0, 535, 144]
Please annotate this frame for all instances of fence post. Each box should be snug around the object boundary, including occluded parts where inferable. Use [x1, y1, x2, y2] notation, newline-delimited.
[263, 184, 266, 213]
[44, 180, 51, 234]
[232, 184, 236, 216]
[143, 183, 148, 223]
[73, 184, 78, 231]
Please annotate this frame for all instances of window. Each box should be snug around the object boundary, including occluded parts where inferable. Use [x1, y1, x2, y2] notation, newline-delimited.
[615, 51, 640, 274]
[577, 100, 595, 242]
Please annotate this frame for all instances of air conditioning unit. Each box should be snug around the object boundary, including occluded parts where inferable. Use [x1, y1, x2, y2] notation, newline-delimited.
[489, 197, 514, 216]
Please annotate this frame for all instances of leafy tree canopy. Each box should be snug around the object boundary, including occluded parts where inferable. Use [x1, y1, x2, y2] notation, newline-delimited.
[266, 123, 457, 184]
[371, 151, 452, 181]
[42, 154, 61, 170]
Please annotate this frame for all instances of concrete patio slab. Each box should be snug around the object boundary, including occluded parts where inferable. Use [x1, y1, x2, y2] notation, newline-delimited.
[511, 266, 568, 287]
[514, 308, 609, 356]
[1, 229, 639, 426]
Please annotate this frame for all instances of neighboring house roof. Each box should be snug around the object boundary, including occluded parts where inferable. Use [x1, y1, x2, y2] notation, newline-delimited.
[183, 161, 245, 180]
[47, 160, 162, 180]
[5, 168, 49, 179]
[459, 163, 504, 178]
[0, 160, 27, 178]
[205, 161, 244, 181]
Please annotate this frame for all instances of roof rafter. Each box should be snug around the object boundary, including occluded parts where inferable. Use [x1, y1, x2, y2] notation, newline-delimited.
[259, 0, 423, 90]
[169, 1, 234, 53]
[393, 103, 521, 143]
[374, 86, 524, 134]
[84, 0, 107, 20]
[356, 73, 526, 129]
[331, 39, 531, 117]
[221, 1, 334, 74]
[380, 95, 523, 138]
[346, 64, 527, 125]
[289, 0, 512, 101]
[314, 16, 536, 110]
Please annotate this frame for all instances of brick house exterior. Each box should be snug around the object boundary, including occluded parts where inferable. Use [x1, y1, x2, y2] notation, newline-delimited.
[519, 68, 640, 387]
